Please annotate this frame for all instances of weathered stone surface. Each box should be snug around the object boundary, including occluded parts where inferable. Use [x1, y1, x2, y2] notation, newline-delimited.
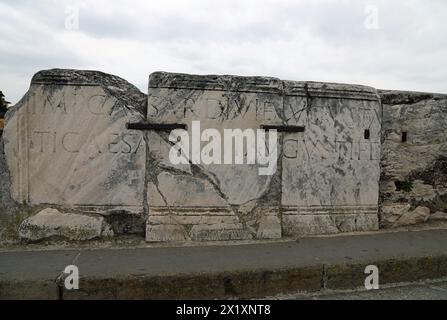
[256, 215, 282, 239]
[430, 211, 447, 221]
[396, 206, 430, 226]
[379, 90, 447, 227]
[381, 204, 430, 227]
[144, 72, 283, 242]
[102, 210, 146, 235]
[4, 70, 446, 244]
[283, 213, 379, 236]
[3, 69, 147, 215]
[146, 224, 188, 242]
[0, 136, 20, 243]
[380, 203, 411, 227]
[19, 208, 113, 241]
[281, 81, 381, 236]
[0, 139, 18, 213]
[144, 72, 381, 241]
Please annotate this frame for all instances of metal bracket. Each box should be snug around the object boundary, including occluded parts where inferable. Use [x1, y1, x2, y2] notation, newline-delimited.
[127, 123, 187, 131]
[261, 125, 305, 133]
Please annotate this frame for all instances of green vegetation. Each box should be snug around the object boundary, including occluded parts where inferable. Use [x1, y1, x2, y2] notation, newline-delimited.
[396, 180, 414, 193]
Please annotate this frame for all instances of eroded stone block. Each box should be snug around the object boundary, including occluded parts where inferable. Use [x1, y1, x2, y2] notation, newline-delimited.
[146, 224, 188, 242]
[144, 72, 381, 241]
[19, 208, 112, 241]
[3, 69, 147, 215]
[283, 213, 379, 236]
[430, 211, 447, 221]
[145, 72, 283, 241]
[381, 203, 431, 227]
[281, 81, 381, 237]
[2, 70, 386, 243]
[379, 90, 447, 228]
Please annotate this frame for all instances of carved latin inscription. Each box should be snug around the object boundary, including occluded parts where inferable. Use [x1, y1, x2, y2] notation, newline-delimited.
[4, 83, 145, 208]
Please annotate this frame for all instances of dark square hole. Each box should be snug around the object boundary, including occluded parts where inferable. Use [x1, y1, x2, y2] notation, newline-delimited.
[364, 129, 370, 140]
[402, 131, 407, 143]
[394, 180, 413, 192]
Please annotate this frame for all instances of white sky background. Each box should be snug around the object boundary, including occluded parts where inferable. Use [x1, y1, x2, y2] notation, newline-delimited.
[1, 0, 446, 104]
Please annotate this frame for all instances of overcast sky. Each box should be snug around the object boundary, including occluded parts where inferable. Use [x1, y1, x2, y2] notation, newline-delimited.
[1, 0, 446, 104]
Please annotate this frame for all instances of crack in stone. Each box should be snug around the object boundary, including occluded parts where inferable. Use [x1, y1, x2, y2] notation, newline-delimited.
[304, 82, 313, 111]
[154, 129, 261, 237]
[189, 163, 257, 238]
[142, 133, 150, 220]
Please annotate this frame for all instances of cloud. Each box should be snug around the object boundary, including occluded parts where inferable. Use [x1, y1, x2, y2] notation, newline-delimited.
[1, 0, 447, 104]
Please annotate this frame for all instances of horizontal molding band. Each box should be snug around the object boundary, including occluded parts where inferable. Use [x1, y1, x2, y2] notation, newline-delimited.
[283, 212, 378, 216]
[149, 72, 380, 101]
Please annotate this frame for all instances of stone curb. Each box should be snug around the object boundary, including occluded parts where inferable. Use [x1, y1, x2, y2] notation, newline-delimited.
[2, 255, 446, 300]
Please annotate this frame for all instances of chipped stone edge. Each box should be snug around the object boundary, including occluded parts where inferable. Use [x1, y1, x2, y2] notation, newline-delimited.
[149, 71, 380, 101]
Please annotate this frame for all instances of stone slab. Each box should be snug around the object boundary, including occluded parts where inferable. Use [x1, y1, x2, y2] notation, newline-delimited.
[145, 72, 381, 241]
[18, 208, 112, 241]
[3, 69, 147, 214]
[282, 81, 381, 236]
[145, 72, 284, 241]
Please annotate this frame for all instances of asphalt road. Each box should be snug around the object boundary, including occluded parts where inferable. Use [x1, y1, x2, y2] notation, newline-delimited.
[1, 229, 447, 299]
[1, 229, 447, 281]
